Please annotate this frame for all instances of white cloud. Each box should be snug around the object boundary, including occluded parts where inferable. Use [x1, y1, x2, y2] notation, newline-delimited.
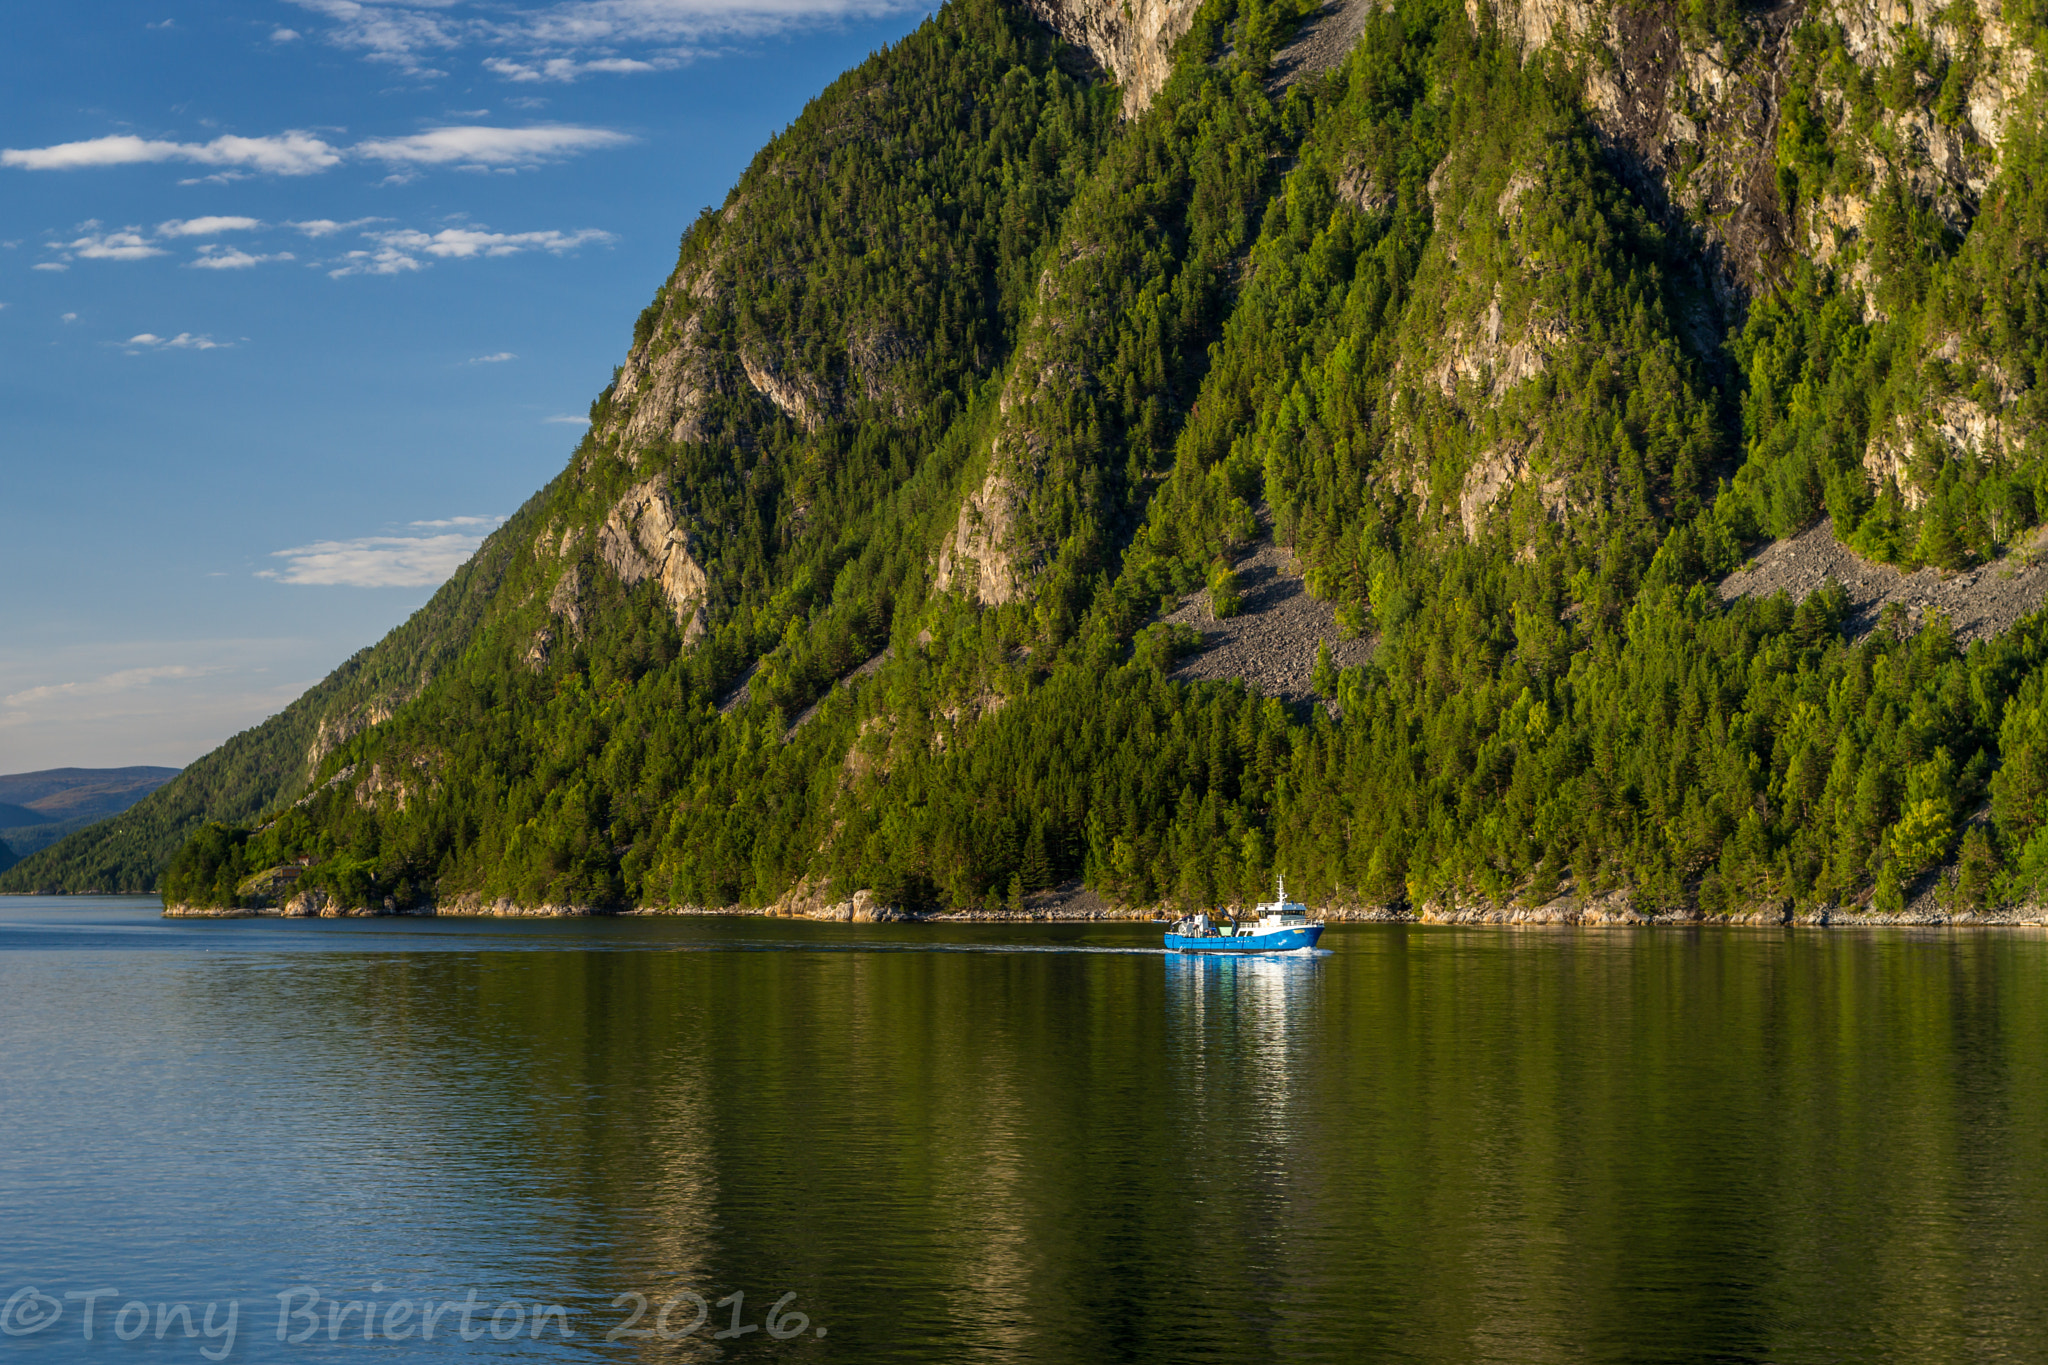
[329, 222, 611, 276]
[410, 514, 505, 528]
[284, 0, 914, 84]
[189, 246, 296, 270]
[2, 132, 343, 174]
[468, 351, 517, 363]
[399, 225, 611, 257]
[288, 217, 385, 238]
[262, 530, 489, 587]
[157, 215, 264, 237]
[4, 665, 214, 708]
[544, 413, 589, 424]
[271, 26, 302, 41]
[327, 243, 425, 277]
[287, 0, 460, 75]
[61, 312, 77, 322]
[353, 124, 632, 167]
[485, 55, 658, 82]
[5, 125, 627, 179]
[125, 332, 227, 350]
[32, 262, 68, 272]
[55, 225, 164, 261]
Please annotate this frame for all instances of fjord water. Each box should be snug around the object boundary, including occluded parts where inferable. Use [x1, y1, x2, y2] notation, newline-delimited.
[4, 900, 2047, 1362]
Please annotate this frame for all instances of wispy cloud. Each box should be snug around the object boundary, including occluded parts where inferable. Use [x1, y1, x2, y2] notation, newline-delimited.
[468, 351, 517, 363]
[3, 125, 628, 178]
[55, 224, 164, 261]
[261, 528, 494, 587]
[287, 0, 462, 76]
[3, 132, 342, 175]
[271, 27, 302, 42]
[543, 413, 589, 424]
[288, 217, 385, 238]
[32, 262, 67, 272]
[410, 514, 506, 528]
[189, 246, 296, 270]
[353, 123, 632, 168]
[124, 332, 227, 351]
[485, 55, 658, 82]
[4, 665, 215, 708]
[157, 215, 264, 237]
[285, 0, 915, 83]
[328, 223, 611, 276]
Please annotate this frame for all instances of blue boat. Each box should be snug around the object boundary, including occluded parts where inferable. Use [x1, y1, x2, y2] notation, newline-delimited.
[1165, 876, 1324, 954]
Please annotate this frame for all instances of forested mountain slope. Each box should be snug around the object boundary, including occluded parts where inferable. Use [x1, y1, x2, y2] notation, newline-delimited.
[83, 0, 2048, 917]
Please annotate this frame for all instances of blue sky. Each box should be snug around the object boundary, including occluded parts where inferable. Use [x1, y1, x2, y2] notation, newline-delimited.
[1, 0, 930, 772]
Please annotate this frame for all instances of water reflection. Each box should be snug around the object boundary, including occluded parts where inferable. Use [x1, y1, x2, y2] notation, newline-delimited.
[5, 905, 2048, 1362]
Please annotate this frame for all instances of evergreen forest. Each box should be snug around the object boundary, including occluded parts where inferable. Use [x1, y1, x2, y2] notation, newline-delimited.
[13, 0, 2048, 922]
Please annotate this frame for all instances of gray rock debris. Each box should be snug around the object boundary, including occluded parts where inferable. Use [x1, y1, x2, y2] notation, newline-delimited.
[1717, 518, 2048, 647]
[1162, 539, 1372, 703]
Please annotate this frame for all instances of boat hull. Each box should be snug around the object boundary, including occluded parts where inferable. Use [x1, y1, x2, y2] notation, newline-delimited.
[1164, 924, 1323, 954]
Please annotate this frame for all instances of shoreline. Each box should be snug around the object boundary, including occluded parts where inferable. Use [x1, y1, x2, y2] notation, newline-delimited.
[157, 901, 2048, 927]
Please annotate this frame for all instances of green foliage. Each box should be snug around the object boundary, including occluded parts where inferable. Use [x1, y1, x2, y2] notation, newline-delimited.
[1208, 562, 1243, 618]
[149, 0, 2048, 920]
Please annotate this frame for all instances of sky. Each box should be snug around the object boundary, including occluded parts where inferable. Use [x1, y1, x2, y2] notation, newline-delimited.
[0, 0, 932, 774]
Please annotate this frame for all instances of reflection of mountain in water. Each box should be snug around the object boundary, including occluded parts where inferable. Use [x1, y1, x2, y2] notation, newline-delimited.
[19, 915, 2041, 1362]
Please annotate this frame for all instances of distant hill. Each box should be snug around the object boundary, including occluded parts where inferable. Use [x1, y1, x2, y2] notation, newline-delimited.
[0, 768, 179, 822]
[0, 767, 181, 873]
[0, 802, 50, 827]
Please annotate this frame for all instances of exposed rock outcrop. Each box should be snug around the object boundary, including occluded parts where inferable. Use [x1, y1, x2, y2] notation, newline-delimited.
[740, 349, 830, 431]
[1480, 0, 2036, 302]
[606, 267, 726, 455]
[935, 472, 1025, 605]
[595, 479, 711, 638]
[307, 693, 417, 769]
[1020, 0, 1200, 113]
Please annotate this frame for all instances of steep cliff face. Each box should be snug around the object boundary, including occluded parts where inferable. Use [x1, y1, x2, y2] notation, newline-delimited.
[1021, 0, 1202, 111]
[1479, 0, 2034, 295]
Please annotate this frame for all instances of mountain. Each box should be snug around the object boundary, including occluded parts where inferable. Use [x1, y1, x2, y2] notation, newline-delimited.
[0, 768, 180, 867]
[0, 803, 49, 828]
[0, 767, 180, 822]
[53, 0, 2048, 916]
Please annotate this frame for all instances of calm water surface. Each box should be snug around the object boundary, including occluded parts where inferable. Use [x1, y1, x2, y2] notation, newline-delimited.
[2, 898, 2045, 1362]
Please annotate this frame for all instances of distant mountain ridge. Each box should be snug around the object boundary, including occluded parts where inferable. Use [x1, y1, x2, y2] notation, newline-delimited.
[0, 767, 180, 822]
[0, 803, 49, 828]
[0, 767, 182, 872]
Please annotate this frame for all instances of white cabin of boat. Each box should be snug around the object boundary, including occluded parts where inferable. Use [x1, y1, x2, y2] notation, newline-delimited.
[1172, 875, 1313, 938]
[1246, 874, 1311, 932]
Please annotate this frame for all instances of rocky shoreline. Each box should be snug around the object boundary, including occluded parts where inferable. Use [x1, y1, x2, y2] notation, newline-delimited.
[157, 866, 2048, 927]
[161, 899, 2048, 927]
